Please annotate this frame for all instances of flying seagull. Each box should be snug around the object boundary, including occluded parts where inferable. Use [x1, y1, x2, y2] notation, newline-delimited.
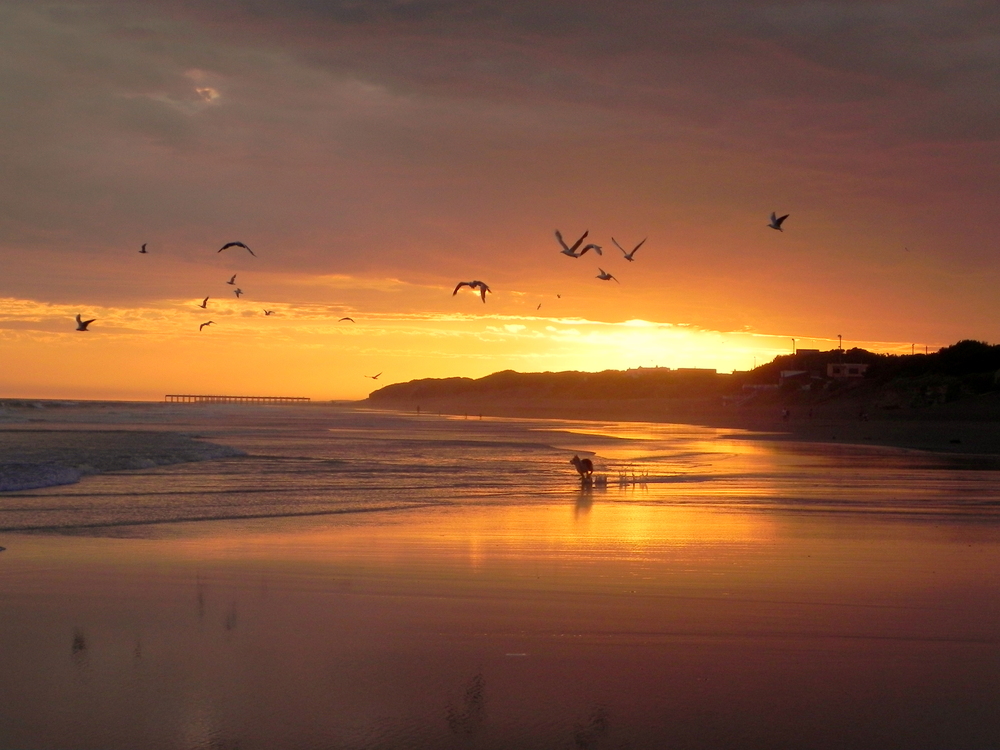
[338, 317, 355, 322]
[536, 303, 541, 310]
[234, 288, 243, 298]
[578, 243, 602, 256]
[768, 212, 789, 231]
[263, 309, 274, 316]
[75, 314, 95, 331]
[199, 321, 214, 331]
[596, 268, 619, 283]
[226, 274, 237, 285]
[218, 241, 256, 257]
[139, 243, 148, 254]
[453, 280, 491, 303]
[555, 229, 589, 257]
[365, 372, 382, 380]
[198, 296, 209, 309]
[613, 237, 646, 261]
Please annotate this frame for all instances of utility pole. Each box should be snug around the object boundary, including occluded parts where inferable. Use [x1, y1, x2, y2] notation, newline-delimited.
[837, 334, 842, 351]
[912, 343, 915, 355]
[792, 338, 796, 355]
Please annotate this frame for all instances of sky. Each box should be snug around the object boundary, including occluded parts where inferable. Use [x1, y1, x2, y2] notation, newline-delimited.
[2, 0, 1000, 400]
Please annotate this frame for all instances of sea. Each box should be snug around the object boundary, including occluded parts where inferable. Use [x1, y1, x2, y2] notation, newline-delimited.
[2, 403, 1000, 749]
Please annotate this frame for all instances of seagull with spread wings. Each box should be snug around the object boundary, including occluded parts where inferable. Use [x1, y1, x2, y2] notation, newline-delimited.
[234, 288, 243, 298]
[365, 372, 382, 380]
[596, 268, 619, 283]
[555, 229, 590, 257]
[226, 274, 237, 285]
[768, 212, 789, 231]
[75, 314, 95, 331]
[339, 317, 355, 323]
[613, 237, 646, 261]
[263, 309, 274, 316]
[453, 280, 491, 303]
[200, 321, 214, 331]
[139, 243, 148, 254]
[218, 241, 256, 257]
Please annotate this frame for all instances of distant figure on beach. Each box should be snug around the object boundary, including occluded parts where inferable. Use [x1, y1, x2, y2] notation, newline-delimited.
[571, 455, 594, 480]
[781, 408, 790, 421]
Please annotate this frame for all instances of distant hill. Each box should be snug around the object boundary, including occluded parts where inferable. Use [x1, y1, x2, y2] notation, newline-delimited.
[368, 340, 1000, 407]
[368, 367, 727, 403]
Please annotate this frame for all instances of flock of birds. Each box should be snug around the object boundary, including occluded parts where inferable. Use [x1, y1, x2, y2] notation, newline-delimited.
[72, 212, 792, 379]
[73, 240, 357, 333]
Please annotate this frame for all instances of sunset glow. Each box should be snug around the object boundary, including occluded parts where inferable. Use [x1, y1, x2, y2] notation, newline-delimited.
[2, 1, 996, 399]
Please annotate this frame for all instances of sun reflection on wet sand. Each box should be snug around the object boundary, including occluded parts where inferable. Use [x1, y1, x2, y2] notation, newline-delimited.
[4, 407, 1000, 748]
[3, 500, 1000, 748]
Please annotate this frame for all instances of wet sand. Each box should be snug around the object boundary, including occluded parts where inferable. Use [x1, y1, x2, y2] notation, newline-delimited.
[3, 402, 1000, 748]
[2, 505, 1000, 749]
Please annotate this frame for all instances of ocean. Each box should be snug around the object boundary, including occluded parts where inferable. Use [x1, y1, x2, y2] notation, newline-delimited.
[2, 403, 1000, 748]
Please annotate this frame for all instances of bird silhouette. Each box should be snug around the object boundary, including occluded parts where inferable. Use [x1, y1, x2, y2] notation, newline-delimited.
[578, 243, 602, 256]
[365, 372, 382, 380]
[453, 280, 491, 303]
[226, 274, 237, 285]
[338, 317, 355, 322]
[198, 296, 209, 309]
[555, 229, 589, 257]
[234, 288, 243, 298]
[199, 321, 214, 331]
[219, 241, 255, 256]
[768, 212, 789, 231]
[75, 314, 95, 331]
[596, 268, 619, 283]
[612, 237, 646, 261]
[139, 243, 148, 254]
[263, 309, 274, 315]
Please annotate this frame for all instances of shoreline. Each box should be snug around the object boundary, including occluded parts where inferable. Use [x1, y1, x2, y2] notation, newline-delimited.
[362, 394, 1000, 459]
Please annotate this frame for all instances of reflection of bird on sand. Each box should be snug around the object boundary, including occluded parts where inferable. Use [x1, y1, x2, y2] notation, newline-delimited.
[570, 455, 594, 479]
[768, 212, 789, 231]
[613, 236, 645, 261]
[75, 314, 95, 331]
[453, 280, 491, 302]
[218, 241, 255, 257]
[365, 372, 382, 380]
[198, 296, 209, 309]
[199, 321, 214, 331]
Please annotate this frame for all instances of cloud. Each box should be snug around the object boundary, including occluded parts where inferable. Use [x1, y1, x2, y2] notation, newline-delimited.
[2, 0, 1000, 375]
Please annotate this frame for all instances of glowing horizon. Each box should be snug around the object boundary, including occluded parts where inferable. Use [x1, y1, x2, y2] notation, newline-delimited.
[0, 289, 941, 401]
[1, 2, 997, 399]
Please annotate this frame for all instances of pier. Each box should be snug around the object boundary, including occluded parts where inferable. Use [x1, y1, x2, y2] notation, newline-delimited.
[164, 394, 310, 404]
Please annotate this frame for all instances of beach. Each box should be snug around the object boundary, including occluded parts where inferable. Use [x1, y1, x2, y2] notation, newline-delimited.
[2, 401, 1000, 748]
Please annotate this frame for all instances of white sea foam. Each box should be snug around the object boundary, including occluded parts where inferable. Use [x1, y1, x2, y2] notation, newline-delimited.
[0, 430, 245, 493]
